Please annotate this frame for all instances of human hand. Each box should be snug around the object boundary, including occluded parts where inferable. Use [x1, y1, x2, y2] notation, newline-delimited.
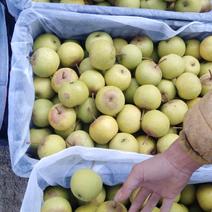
[114, 139, 201, 212]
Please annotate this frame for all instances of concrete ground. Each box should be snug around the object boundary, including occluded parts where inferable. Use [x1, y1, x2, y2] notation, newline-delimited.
[0, 145, 28, 212]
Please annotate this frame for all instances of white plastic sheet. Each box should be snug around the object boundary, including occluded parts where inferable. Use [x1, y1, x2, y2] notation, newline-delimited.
[20, 146, 212, 212]
[0, 3, 9, 130]
[9, 8, 212, 178]
[6, 0, 212, 22]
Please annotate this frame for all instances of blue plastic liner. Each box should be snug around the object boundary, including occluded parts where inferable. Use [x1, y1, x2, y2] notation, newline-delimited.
[0, 3, 9, 130]
[6, 0, 212, 22]
[9, 7, 212, 178]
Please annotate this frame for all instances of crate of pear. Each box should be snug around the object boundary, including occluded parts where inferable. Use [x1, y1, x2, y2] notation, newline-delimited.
[30, 31, 212, 160]
[40, 167, 212, 212]
[31, 0, 211, 13]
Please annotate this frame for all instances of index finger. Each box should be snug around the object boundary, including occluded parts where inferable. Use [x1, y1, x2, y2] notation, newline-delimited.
[114, 164, 144, 202]
[160, 198, 174, 212]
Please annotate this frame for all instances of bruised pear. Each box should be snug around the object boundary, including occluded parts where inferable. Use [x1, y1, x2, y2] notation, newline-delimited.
[31, 47, 60, 77]
[58, 81, 89, 108]
[51, 68, 78, 93]
[48, 104, 76, 131]
[95, 86, 125, 116]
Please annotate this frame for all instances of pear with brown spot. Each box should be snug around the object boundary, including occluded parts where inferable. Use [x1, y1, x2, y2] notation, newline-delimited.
[96, 201, 127, 212]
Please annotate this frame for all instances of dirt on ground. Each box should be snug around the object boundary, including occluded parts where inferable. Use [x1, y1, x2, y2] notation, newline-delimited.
[0, 145, 28, 212]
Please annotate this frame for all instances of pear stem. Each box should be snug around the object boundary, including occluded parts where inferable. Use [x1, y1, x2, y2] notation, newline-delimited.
[88, 107, 97, 120]
[158, 57, 167, 65]
[74, 120, 80, 131]
[88, 93, 97, 120]
[75, 64, 80, 74]
[141, 109, 146, 121]
[55, 106, 62, 115]
[209, 69, 212, 80]
[62, 71, 66, 79]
